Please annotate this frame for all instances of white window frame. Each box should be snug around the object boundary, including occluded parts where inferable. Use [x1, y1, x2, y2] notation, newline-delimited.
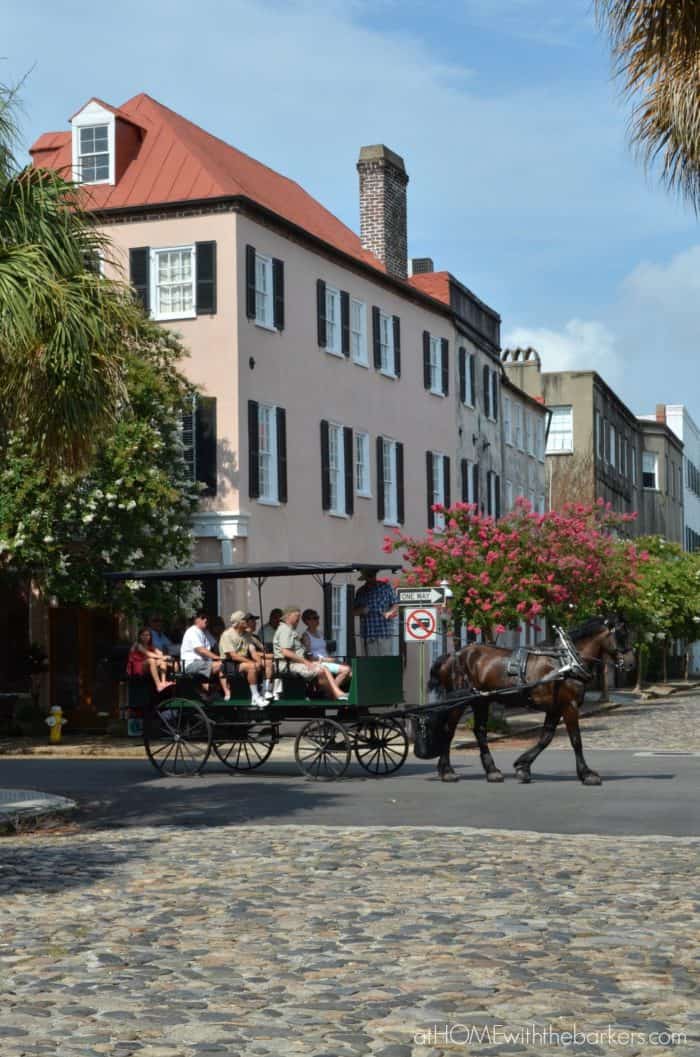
[514, 405, 524, 451]
[631, 447, 637, 485]
[525, 412, 534, 456]
[504, 397, 512, 445]
[642, 451, 658, 491]
[546, 406, 573, 453]
[379, 312, 395, 377]
[505, 479, 513, 511]
[490, 371, 499, 421]
[355, 431, 371, 498]
[431, 451, 446, 530]
[350, 298, 368, 366]
[71, 102, 115, 185]
[150, 245, 196, 321]
[536, 417, 545, 462]
[328, 422, 346, 516]
[609, 423, 617, 469]
[255, 253, 274, 330]
[429, 336, 443, 396]
[466, 352, 476, 407]
[382, 438, 399, 525]
[258, 403, 279, 504]
[325, 285, 342, 356]
[331, 584, 348, 658]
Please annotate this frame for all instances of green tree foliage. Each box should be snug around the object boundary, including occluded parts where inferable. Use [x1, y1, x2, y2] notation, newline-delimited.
[627, 535, 700, 643]
[0, 323, 200, 615]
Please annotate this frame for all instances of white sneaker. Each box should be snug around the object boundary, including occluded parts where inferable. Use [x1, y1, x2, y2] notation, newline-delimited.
[251, 693, 267, 709]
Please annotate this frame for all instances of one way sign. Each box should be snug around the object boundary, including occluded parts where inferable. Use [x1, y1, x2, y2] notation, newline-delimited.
[396, 586, 446, 606]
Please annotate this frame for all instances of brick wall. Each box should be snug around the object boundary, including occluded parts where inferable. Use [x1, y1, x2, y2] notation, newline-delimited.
[357, 145, 408, 279]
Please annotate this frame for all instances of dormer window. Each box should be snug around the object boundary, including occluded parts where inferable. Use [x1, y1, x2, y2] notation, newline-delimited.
[78, 125, 110, 182]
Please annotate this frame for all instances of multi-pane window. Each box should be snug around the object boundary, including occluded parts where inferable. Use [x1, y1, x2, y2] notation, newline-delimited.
[429, 337, 442, 394]
[514, 405, 523, 450]
[78, 125, 109, 182]
[505, 479, 513, 511]
[466, 352, 476, 405]
[504, 397, 512, 444]
[258, 403, 278, 501]
[491, 372, 498, 420]
[642, 451, 658, 490]
[325, 287, 342, 355]
[536, 417, 545, 461]
[350, 299, 367, 365]
[609, 424, 617, 469]
[596, 412, 605, 458]
[355, 431, 371, 497]
[430, 452, 446, 530]
[537, 494, 546, 514]
[383, 439, 398, 523]
[328, 423, 346, 514]
[525, 413, 534, 455]
[379, 312, 394, 374]
[152, 246, 195, 319]
[546, 406, 573, 452]
[255, 254, 273, 327]
[631, 447, 637, 485]
[331, 584, 348, 658]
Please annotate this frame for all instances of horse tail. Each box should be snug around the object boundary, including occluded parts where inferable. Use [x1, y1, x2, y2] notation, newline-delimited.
[427, 653, 451, 694]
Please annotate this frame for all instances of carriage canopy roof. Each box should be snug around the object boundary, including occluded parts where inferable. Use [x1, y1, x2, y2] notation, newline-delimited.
[103, 561, 402, 583]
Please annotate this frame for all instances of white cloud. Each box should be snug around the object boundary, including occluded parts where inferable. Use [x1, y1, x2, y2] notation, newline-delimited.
[503, 319, 621, 381]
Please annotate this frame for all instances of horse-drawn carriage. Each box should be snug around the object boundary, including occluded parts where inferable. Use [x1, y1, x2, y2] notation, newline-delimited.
[106, 561, 632, 785]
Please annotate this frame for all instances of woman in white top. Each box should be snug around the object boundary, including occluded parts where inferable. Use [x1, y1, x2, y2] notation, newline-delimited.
[301, 610, 351, 690]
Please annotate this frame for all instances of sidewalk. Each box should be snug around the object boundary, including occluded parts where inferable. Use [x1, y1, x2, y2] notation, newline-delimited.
[0, 789, 76, 834]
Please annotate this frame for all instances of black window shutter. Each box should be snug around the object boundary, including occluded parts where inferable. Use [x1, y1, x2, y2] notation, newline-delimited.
[372, 306, 381, 369]
[129, 247, 150, 313]
[195, 396, 217, 497]
[423, 331, 431, 390]
[426, 451, 435, 528]
[393, 316, 401, 377]
[396, 442, 405, 524]
[273, 258, 285, 330]
[320, 420, 331, 511]
[486, 470, 493, 516]
[376, 436, 385, 520]
[461, 459, 469, 502]
[245, 245, 256, 320]
[441, 339, 449, 396]
[483, 365, 491, 417]
[195, 241, 216, 315]
[494, 473, 501, 519]
[276, 406, 287, 503]
[472, 463, 479, 511]
[443, 455, 451, 509]
[322, 583, 333, 643]
[459, 347, 466, 404]
[340, 291, 350, 357]
[343, 426, 354, 516]
[248, 400, 260, 499]
[469, 354, 476, 405]
[492, 372, 499, 421]
[345, 584, 356, 659]
[317, 279, 327, 347]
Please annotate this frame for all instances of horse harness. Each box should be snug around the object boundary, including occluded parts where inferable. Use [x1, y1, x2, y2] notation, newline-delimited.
[503, 625, 592, 705]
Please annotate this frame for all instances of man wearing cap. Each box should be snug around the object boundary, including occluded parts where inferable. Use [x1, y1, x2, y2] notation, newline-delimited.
[273, 607, 348, 701]
[219, 611, 266, 707]
[353, 568, 399, 656]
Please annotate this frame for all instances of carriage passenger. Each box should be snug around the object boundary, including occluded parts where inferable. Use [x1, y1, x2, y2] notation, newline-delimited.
[244, 613, 276, 700]
[180, 611, 229, 700]
[262, 608, 283, 647]
[273, 607, 348, 701]
[126, 628, 175, 694]
[301, 609, 351, 690]
[219, 612, 267, 708]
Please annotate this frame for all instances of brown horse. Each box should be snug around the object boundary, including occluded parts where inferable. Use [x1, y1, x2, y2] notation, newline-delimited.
[428, 617, 633, 786]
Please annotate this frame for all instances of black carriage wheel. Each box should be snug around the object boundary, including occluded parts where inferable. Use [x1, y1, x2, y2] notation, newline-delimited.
[354, 718, 409, 776]
[213, 723, 276, 771]
[144, 699, 212, 777]
[294, 718, 350, 781]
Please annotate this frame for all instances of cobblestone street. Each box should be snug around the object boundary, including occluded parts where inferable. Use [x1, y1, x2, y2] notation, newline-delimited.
[2, 695, 698, 1057]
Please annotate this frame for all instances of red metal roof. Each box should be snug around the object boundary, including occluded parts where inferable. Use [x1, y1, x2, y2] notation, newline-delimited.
[30, 93, 387, 273]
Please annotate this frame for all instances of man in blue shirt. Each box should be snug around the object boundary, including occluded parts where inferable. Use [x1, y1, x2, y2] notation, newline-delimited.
[353, 569, 399, 656]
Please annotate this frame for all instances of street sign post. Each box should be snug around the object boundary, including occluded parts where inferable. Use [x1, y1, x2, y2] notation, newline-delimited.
[396, 586, 446, 607]
[404, 607, 438, 643]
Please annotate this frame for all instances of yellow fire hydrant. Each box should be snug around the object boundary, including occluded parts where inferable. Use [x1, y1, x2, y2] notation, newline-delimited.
[45, 705, 67, 743]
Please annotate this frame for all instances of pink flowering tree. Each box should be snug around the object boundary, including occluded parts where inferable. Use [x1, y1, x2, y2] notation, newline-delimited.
[384, 498, 642, 639]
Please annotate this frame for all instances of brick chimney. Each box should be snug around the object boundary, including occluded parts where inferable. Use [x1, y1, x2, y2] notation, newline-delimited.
[357, 145, 408, 279]
[656, 403, 667, 424]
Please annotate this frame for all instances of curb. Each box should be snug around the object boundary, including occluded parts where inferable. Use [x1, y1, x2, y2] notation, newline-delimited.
[0, 790, 77, 835]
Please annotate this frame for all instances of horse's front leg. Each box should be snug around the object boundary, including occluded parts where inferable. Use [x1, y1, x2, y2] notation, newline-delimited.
[561, 701, 601, 785]
[513, 710, 560, 783]
[436, 706, 462, 782]
[472, 699, 503, 782]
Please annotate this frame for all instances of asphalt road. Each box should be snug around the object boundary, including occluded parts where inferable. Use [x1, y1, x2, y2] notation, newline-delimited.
[1, 747, 698, 837]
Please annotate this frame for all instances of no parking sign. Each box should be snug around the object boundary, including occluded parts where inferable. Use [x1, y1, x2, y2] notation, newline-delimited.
[404, 607, 438, 643]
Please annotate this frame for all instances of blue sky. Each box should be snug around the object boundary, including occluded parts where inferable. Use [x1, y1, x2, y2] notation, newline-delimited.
[6, 0, 699, 420]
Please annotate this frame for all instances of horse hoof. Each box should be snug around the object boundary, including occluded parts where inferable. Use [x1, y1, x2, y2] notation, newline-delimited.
[440, 770, 459, 783]
[486, 770, 504, 783]
[582, 772, 602, 786]
[515, 768, 531, 784]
